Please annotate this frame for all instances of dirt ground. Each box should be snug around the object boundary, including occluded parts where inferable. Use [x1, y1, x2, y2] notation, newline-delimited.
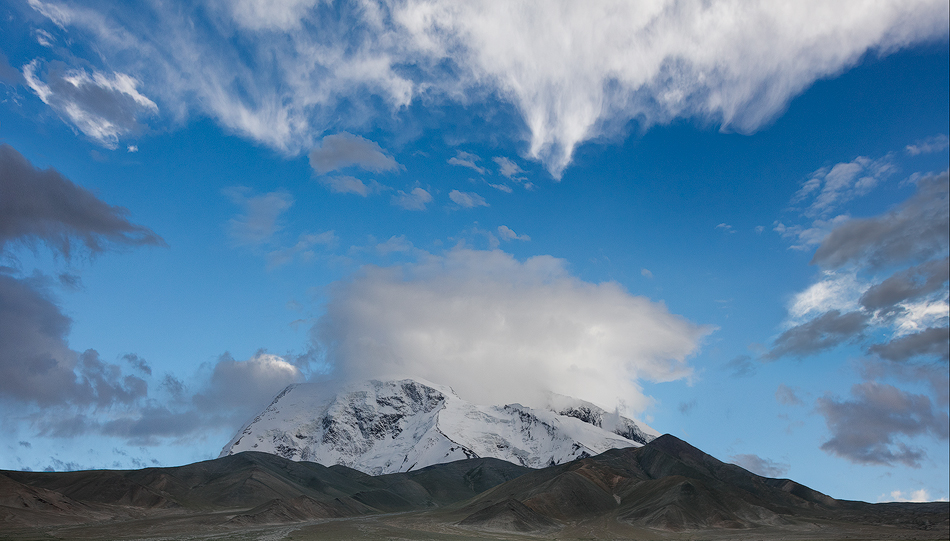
[3, 508, 948, 541]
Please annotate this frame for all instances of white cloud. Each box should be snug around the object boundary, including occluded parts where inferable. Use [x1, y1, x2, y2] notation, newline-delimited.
[497, 225, 529, 242]
[449, 189, 488, 208]
[447, 150, 486, 174]
[22, 60, 158, 149]
[787, 271, 865, 323]
[309, 132, 401, 174]
[716, 223, 735, 234]
[228, 0, 320, 31]
[396, 1, 949, 177]
[391, 187, 432, 210]
[314, 248, 710, 414]
[28, 0, 948, 176]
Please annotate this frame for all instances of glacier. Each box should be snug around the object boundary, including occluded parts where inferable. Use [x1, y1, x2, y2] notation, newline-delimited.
[220, 378, 658, 475]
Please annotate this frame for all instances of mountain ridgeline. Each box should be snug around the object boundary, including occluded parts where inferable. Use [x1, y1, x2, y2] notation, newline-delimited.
[2, 435, 947, 539]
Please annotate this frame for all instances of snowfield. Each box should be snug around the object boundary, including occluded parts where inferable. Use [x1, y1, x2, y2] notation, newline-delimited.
[220, 378, 658, 475]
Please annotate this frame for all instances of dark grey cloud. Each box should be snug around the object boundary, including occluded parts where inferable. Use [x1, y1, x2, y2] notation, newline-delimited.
[123, 353, 153, 376]
[30, 350, 304, 445]
[868, 327, 950, 363]
[860, 358, 950, 407]
[730, 453, 790, 477]
[308, 132, 401, 174]
[0, 272, 76, 405]
[817, 382, 949, 467]
[766, 310, 869, 359]
[860, 258, 949, 312]
[194, 351, 303, 412]
[724, 355, 756, 377]
[0, 144, 165, 257]
[811, 171, 949, 270]
[0, 144, 161, 413]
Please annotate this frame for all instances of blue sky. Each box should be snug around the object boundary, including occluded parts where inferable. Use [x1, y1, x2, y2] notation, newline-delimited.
[0, 0, 947, 503]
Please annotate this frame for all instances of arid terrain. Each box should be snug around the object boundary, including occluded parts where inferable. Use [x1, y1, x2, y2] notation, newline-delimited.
[3, 435, 947, 540]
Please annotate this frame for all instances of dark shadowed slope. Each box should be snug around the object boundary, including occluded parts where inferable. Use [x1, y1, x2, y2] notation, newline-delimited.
[449, 434, 950, 533]
[1, 451, 529, 527]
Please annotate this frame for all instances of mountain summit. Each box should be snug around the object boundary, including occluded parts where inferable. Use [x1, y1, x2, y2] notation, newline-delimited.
[220, 378, 658, 475]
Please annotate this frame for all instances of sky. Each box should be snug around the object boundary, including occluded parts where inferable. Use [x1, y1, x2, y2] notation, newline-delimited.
[0, 0, 947, 504]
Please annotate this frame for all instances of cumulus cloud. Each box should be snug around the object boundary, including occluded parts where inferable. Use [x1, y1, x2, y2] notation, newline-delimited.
[313, 248, 710, 413]
[26, 0, 949, 176]
[0, 274, 143, 407]
[194, 351, 305, 415]
[309, 132, 401, 174]
[817, 382, 949, 467]
[449, 189, 488, 208]
[391, 187, 432, 210]
[447, 150, 486, 174]
[0, 144, 164, 256]
[730, 453, 790, 477]
[22, 60, 157, 149]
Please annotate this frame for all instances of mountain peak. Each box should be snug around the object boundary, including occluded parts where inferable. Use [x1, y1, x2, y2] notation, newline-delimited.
[220, 378, 658, 475]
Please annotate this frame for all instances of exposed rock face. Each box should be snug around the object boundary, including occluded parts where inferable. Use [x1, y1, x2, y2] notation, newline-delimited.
[220, 378, 655, 475]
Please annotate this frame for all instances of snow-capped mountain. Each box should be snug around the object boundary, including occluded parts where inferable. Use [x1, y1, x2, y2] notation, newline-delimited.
[220, 378, 659, 475]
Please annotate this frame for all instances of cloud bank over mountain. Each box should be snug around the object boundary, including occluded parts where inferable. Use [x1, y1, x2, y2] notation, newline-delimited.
[314, 248, 710, 413]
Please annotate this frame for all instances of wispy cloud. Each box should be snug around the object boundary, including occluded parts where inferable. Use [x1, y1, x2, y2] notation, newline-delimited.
[449, 189, 488, 208]
[25, 0, 949, 176]
[223, 187, 294, 247]
[906, 134, 949, 156]
[447, 151, 486, 174]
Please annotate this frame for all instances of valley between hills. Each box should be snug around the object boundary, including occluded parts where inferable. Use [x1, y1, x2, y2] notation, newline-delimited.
[2, 435, 947, 540]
